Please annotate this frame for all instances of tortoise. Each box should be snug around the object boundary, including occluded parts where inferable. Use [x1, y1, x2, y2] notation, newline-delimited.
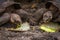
[45, 0, 60, 23]
[0, 0, 54, 26]
[0, 1, 22, 26]
[0, 0, 35, 26]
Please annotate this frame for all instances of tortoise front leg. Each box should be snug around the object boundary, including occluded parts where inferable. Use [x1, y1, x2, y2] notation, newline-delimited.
[0, 13, 10, 26]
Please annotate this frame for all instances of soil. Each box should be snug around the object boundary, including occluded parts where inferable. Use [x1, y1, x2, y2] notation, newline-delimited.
[0, 23, 60, 40]
[0, 28, 60, 40]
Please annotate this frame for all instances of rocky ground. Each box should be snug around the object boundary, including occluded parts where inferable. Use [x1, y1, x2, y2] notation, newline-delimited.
[0, 28, 60, 40]
[0, 23, 60, 40]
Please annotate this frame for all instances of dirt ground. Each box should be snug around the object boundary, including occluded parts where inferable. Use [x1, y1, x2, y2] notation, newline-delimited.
[0, 29, 60, 40]
[0, 23, 60, 40]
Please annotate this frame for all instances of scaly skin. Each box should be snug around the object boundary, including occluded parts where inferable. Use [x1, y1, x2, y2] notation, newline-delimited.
[10, 13, 22, 24]
[0, 13, 10, 26]
[43, 11, 52, 23]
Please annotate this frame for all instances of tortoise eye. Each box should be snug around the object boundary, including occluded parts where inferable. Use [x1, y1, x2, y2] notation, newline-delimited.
[44, 15, 47, 17]
[49, 15, 51, 17]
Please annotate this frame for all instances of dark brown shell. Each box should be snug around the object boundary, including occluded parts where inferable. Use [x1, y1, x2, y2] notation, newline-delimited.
[47, 1, 60, 10]
[0, 13, 10, 26]
[2, 1, 21, 8]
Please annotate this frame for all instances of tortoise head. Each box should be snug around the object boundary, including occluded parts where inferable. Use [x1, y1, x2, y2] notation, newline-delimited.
[10, 13, 22, 24]
[43, 11, 52, 23]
